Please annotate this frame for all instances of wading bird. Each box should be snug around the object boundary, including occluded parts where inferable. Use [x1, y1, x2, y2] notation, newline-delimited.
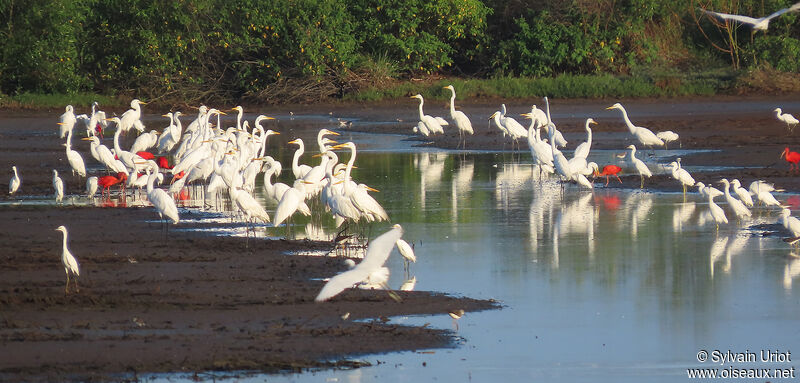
[53, 170, 64, 202]
[607, 103, 664, 149]
[627, 145, 652, 188]
[443, 85, 473, 148]
[55, 225, 80, 294]
[597, 164, 623, 186]
[9, 166, 20, 195]
[411, 94, 445, 135]
[781, 147, 800, 172]
[315, 224, 404, 302]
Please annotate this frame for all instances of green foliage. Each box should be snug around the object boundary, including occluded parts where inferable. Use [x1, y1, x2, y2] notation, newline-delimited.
[0, 0, 797, 102]
[0, 0, 88, 93]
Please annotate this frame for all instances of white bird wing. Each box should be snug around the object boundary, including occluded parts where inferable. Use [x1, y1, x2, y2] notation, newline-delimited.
[702, 9, 762, 25]
[434, 116, 449, 126]
[315, 225, 402, 302]
[65, 252, 80, 276]
[396, 239, 416, 262]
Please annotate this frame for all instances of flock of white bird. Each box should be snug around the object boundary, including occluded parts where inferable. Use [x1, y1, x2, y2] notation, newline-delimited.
[411, 85, 800, 243]
[8, 100, 425, 299]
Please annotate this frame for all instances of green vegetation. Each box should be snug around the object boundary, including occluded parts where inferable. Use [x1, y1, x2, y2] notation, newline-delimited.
[1, 0, 799, 106]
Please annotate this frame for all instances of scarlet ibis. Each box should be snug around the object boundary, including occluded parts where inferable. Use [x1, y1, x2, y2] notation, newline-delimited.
[156, 156, 173, 169]
[596, 164, 623, 186]
[136, 151, 155, 160]
[98, 172, 127, 198]
[781, 147, 800, 172]
[95, 123, 104, 139]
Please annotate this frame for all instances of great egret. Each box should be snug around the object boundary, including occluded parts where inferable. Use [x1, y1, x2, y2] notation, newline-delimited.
[130, 130, 160, 153]
[9, 166, 20, 195]
[443, 85, 474, 147]
[410, 94, 445, 135]
[573, 118, 597, 160]
[273, 180, 311, 228]
[781, 209, 800, 246]
[146, 172, 180, 228]
[87, 101, 108, 138]
[719, 179, 751, 221]
[542, 97, 567, 148]
[315, 224, 404, 302]
[332, 142, 389, 222]
[55, 225, 80, 294]
[708, 189, 728, 231]
[118, 99, 147, 133]
[781, 147, 800, 171]
[497, 105, 528, 150]
[288, 138, 312, 179]
[64, 126, 87, 179]
[86, 176, 98, 197]
[668, 160, 695, 195]
[53, 170, 64, 202]
[702, 3, 800, 31]
[656, 130, 679, 149]
[730, 179, 754, 207]
[775, 108, 800, 132]
[607, 103, 664, 149]
[58, 105, 76, 138]
[627, 145, 652, 188]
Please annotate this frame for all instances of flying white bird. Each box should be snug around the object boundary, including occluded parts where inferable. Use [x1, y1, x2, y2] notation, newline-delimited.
[315, 224, 404, 302]
[702, 2, 800, 31]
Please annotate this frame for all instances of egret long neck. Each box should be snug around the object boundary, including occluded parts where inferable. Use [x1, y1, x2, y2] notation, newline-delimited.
[343, 146, 357, 194]
[448, 90, 456, 115]
[113, 125, 122, 153]
[618, 108, 636, 134]
[65, 125, 74, 150]
[417, 99, 425, 120]
[61, 230, 68, 254]
[292, 141, 304, 174]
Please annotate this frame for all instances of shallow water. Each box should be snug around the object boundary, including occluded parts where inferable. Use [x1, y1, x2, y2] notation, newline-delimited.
[98, 114, 798, 382]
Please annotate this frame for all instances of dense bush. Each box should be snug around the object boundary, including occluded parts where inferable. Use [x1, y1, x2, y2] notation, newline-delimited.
[1, 0, 799, 101]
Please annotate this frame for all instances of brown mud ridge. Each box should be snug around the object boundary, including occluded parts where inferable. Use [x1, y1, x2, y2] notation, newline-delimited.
[0, 111, 497, 381]
[0, 206, 496, 381]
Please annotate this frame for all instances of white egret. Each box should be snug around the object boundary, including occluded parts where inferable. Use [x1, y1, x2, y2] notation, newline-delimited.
[607, 103, 664, 148]
[730, 179, 754, 207]
[107, 117, 145, 171]
[146, 172, 180, 228]
[86, 176, 98, 197]
[288, 138, 313, 179]
[443, 85, 474, 147]
[410, 94, 445, 135]
[9, 166, 20, 195]
[130, 129, 160, 153]
[58, 105, 76, 138]
[315, 224, 404, 302]
[775, 108, 800, 132]
[64, 126, 87, 179]
[573, 118, 597, 160]
[118, 99, 147, 133]
[497, 105, 528, 150]
[550, 127, 572, 184]
[332, 142, 389, 222]
[702, 3, 800, 31]
[53, 170, 64, 202]
[87, 101, 108, 138]
[273, 180, 311, 228]
[668, 160, 695, 195]
[542, 97, 567, 148]
[55, 225, 80, 294]
[396, 239, 416, 263]
[708, 189, 728, 231]
[719, 179, 751, 221]
[781, 209, 800, 246]
[656, 130, 680, 149]
[627, 145, 652, 188]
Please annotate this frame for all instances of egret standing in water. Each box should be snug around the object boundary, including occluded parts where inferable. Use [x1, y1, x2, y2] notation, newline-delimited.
[443, 85, 473, 148]
[9, 166, 20, 195]
[626, 145, 652, 189]
[607, 103, 664, 149]
[53, 170, 64, 203]
[775, 108, 800, 133]
[55, 225, 80, 294]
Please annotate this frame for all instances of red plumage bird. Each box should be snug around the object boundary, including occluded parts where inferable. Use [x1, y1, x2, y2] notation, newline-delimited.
[156, 156, 173, 170]
[98, 172, 128, 198]
[596, 164, 623, 185]
[136, 151, 155, 160]
[781, 147, 800, 172]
